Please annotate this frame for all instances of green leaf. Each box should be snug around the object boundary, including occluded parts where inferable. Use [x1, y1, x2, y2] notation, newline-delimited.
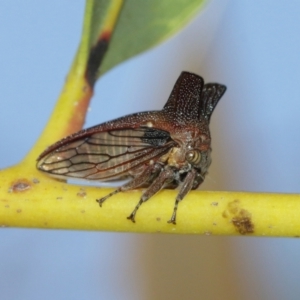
[99, 0, 206, 75]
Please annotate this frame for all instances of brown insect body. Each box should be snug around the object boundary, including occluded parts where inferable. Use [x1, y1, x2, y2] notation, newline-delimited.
[37, 72, 226, 224]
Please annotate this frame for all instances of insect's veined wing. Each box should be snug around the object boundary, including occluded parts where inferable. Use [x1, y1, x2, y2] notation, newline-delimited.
[37, 127, 175, 181]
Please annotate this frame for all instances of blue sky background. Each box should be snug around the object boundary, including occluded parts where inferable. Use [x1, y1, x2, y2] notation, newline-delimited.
[1, 1, 300, 299]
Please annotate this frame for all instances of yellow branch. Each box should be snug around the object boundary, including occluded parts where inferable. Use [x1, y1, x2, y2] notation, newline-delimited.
[0, 164, 299, 237]
[101, 0, 124, 34]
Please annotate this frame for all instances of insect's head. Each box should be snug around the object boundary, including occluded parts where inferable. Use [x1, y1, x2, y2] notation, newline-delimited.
[181, 130, 212, 174]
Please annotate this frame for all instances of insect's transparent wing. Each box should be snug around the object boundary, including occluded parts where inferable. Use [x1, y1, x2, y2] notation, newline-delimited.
[37, 127, 174, 180]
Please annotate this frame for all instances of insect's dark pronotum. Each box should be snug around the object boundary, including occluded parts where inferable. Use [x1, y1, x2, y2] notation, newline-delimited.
[37, 72, 226, 224]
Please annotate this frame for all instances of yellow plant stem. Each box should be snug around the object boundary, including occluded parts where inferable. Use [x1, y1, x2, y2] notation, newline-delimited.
[101, 0, 124, 35]
[0, 168, 299, 237]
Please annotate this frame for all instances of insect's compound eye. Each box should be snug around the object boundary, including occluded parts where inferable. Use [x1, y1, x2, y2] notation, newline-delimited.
[185, 149, 202, 165]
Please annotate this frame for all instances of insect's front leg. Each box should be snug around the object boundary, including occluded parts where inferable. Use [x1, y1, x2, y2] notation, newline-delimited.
[168, 168, 197, 225]
[127, 165, 175, 223]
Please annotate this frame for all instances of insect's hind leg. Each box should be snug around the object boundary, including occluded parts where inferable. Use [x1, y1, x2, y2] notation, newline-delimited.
[96, 164, 159, 207]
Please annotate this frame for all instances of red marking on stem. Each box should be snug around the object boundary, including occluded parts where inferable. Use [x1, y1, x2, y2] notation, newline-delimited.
[99, 31, 111, 42]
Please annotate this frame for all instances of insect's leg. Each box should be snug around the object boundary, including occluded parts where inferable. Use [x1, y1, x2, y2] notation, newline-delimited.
[168, 169, 197, 225]
[127, 166, 175, 223]
[96, 189, 120, 207]
[96, 164, 157, 207]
